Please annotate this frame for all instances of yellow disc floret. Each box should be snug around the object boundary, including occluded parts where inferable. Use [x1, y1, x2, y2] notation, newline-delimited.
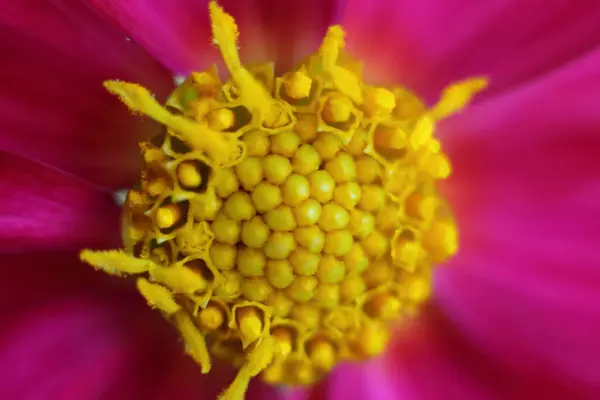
[80, 2, 486, 399]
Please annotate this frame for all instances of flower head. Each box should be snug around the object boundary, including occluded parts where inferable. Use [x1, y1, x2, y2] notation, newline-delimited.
[2, 0, 600, 399]
[81, 2, 485, 398]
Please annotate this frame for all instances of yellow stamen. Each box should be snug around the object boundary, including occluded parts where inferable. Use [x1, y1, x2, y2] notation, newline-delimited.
[155, 204, 182, 229]
[177, 161, 203, 188]
[429, 77, 488, 120]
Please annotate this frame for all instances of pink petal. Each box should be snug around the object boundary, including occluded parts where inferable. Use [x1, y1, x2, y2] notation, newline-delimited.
[86, 0, 342, 74]
[341, 0, 600, 102]
[0, 250, 280, 399]
[380, 307, 599, 400]
[1, 1, 173, 188]
[430, 42, 600, 391]
[0, 151, 121, 253]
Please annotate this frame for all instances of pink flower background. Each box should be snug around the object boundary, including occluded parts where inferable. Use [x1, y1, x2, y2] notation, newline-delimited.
[1, 0, 599, 399]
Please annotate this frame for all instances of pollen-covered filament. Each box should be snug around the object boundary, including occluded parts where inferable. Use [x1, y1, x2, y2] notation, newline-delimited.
[81, 2, 486, 399]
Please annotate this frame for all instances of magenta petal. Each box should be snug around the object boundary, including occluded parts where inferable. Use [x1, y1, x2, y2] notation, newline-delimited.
[377, 308, 600, 400]
[0, 151, 121, 253]
[428, 47, 600, 391]
[86, 0, 341, 73]
[341, 0, 600, 102]
[1, 1, 173, 188]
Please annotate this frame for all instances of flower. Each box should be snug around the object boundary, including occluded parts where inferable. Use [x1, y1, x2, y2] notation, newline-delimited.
[1, 1, 599, 400]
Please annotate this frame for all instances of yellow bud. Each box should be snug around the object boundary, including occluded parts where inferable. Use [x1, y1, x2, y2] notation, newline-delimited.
[237, 247, 267, 277]
[241, 216, 271, 248]
[292, 144, 321, 175]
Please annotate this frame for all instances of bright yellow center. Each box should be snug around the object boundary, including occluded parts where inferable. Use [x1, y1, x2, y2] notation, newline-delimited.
[80, 2, 487, 399]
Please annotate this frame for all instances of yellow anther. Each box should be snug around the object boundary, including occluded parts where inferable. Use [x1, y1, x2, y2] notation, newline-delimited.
[156, 204, 183, 229]
[198, 304, 225, 331]
[409, 116, 435, 150]
[237, 247, 266, 277]
[376, 203, 400, 233]
[251, 182, 283, 213]
[392, 238, 423, 271]
[318, 203, 350, 232]
[355, 156, 381, 184]
[318, 25, 345, 71]
[271, 327, 295, 357]
[423, 218, 459, 262]
[288, 249, 320, 279]
[322, 95, 354, 123]
[209, 1, 285, 128]
[266, 291, 294, 317]
[364, 292, 401, 321]
[308, 170, 336, 203]
[363, 87, 396, 118]
[323, 230, 353, 257]
[241, 216, 271, 248]
[271, 131, 301, 157]
[214, 168, 239, 198]
[136, 278, 181, 315]
[292, 144, 322, 175]
[348, 209, 376, 239]
[265, 206, 297, 232]
[294, 225, 325, 253]
[333, 182, 361, 210]
[266, 259, 295, 289]
[235, 157, 263, 190]
[342, 243, 369, 274]
[291, 304, 321, 329]
[190, 191, 222, 221]
[308, 340, 336, 371]
[373, 125, 407, 150]
[284, 70, 313, 99]
[264, 231, 296, 259]
[211, 213, 241, 245]
[317, 255, 346, 284]
[353, 322, 389, 357]
[346, 129, 368, 156]
[358, 185, 385, 212]
[243, 130, 271, 156]
[220, 336, 277, 400]
[363, 260, 394, 289]
[224, 192, 256, 221]
[207, 107, 235, 131]
[173, 312, 211, 373]
[210, 243, 237, 270]
[339, 275, 366, 302]
[430, 77, 488, 120]
[361, 230, 389, 259]
[294, 116, 318, 143]
[313, 132, 342, 161]
[286, 275, 318, 302]
[241, 277, 274, 302]
[80, 249, 155, 276]
[149, 265, 209, 294]
[214, 270, 242, 300]
[236, 307, 264, 345]
[263, 154, 293, 185]
[293, 199, 322, 227]
[427, 152, 452, 179]
[314, 283, 340, 309]
[177, 161, 203, 188]
[283, 174, 311, 206]
[103, 81, 230, 165]
[145, 179, 168, 197]
[325, 153, 357, 184]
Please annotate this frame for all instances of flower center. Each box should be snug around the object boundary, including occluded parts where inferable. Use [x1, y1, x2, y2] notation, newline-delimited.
[81, 2, 486, 399]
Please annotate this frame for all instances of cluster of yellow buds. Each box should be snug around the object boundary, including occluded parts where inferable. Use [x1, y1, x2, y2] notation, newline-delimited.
[81, 2, 485, 399]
